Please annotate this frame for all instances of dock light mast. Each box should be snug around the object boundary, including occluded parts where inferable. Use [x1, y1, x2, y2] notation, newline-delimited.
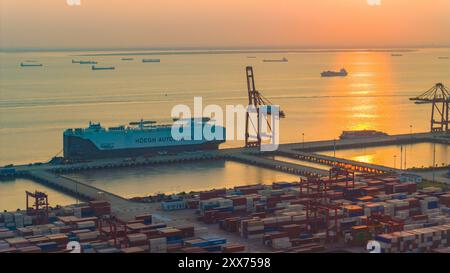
[245, 66, 285, 148]
[410, 83, 449, 132]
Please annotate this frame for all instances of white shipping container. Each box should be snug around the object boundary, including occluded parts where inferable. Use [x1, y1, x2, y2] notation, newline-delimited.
[276, 216, 291, 223]
[272, 237, 291, 249]
[292, 214, 307, 221]
[50, 227, 61, 234]
[76, 221, 96, 229]
[3, 213, 13, 223]
[78, 231, 99, 241]
[128, 234, 147, 243]
[23, 216, 33, 226]
[247, 226, 264, 232]
[149, 245, 167, 253]
[247, 233, 264, 240]
[149, 237, 166, 245]
[262, 217, 277, 225]
[63, 207, 74, 215]
[0, 242, 10, 250]
[0, 231, 14, 239]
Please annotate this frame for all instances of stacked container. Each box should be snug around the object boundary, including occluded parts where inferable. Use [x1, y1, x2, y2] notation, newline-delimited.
[375, 224, 450, 253]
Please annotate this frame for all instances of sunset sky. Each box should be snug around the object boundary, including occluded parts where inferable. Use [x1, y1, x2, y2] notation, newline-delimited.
[0, 0, 449, 49]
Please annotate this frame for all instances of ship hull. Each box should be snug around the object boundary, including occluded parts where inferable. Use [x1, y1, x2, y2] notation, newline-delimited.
[64, 135, 222, 159]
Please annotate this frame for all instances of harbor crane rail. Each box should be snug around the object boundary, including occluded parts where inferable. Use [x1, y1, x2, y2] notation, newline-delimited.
[410, 83, 449, 132]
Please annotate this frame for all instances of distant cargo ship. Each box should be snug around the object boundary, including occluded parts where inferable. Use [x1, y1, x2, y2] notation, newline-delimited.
[142, 59, 160, 63]
[63, 118, 226, 159]
[121, 58, 134, 61]
[391, 54, 403, 57]
[321, 68, 348, 77]
[339, 130, 388, 140]
[438, 56, 449, 59]
[20, 62, 43, 67]
[91, 65, 115, 70]
[80, 61, 98, 65]
[263, 57, 288, 62]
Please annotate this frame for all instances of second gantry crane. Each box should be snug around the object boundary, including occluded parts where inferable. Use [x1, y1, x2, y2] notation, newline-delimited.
[410, 83, 449, 132]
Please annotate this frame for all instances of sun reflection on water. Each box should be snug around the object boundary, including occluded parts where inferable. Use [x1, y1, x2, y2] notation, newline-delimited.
[322, 52, 397, 133]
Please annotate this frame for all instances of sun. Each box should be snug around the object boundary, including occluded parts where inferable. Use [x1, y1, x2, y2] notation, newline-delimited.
[367, 0, 381, 6]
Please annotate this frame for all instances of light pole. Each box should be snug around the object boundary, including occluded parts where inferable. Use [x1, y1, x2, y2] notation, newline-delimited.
[404, 144, 407, 169]
[432, 142, 436, 183]
[302, 133, 305, 149]
[393, 155, 397, 169]
[333, 138, 336, 158]
[76, 179, 79, 205]
[400, 145, 403, 170]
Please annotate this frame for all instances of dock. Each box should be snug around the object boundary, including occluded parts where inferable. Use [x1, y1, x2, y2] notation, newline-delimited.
[1, 131, 448, 219]
[25, 170, 165, 221]
[275, 150, 395, 174]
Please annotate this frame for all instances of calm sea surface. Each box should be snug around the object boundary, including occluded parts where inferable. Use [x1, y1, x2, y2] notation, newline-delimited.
[0, 48, 449, 209]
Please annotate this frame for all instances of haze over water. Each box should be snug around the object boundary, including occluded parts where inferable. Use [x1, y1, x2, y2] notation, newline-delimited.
[1, 48, 449, 166]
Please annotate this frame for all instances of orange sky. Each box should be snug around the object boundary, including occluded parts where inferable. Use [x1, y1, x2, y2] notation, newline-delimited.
[0, 0, 449, 49]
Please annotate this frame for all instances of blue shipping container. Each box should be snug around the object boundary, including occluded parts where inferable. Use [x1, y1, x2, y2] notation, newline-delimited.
[428, 201, 438, 209]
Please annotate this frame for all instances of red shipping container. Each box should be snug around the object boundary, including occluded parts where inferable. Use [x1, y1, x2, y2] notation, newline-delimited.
[222, 244, 245, 253]
[230, 197, 246, 206]
[280, 194, 296, 201]
[185, 199, 199, 209]
[439, 194, 450, 206]
[135, 213, 152, 222]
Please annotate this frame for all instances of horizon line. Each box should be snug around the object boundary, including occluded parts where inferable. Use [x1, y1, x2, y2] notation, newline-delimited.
[1, 45, 450, 53]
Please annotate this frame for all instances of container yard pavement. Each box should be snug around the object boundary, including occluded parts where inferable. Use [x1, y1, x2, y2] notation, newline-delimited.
[23, 172, 279, 252]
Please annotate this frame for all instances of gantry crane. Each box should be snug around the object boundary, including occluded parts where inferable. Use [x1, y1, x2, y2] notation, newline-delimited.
[410, 83, 449, 132]
[245, 66, 285, 148]
[26, 191, 49, 225]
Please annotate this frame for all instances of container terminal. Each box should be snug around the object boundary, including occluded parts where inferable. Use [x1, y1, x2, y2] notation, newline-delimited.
[0, 68, 449, 254]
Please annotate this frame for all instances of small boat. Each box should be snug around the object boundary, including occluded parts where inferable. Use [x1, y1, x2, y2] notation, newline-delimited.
[121, 58, 134, 61]
[247, 56, 257, 59]
[72, 60, 82, 63]
[438, 56, 449, 59]
[91, 65, 115, 70]
[340, 130, 388, 140]
[142, 59, 160, 63]
[262, 57, 288, 62]
[20, 62, 43, 67]
[321, 68, 348, 77]
[391, 54, 403, 57]
[80, 61, 98, 65]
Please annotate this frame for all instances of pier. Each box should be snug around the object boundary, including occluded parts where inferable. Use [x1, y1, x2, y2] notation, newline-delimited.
[226, 152, 329, 177]
[280, 131, 448, 152]
[25, 170, 165, 221]
[275, 149, 394, 174]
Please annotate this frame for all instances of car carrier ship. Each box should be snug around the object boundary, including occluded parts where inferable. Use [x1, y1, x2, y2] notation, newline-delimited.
[63, 118, 226, 159]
